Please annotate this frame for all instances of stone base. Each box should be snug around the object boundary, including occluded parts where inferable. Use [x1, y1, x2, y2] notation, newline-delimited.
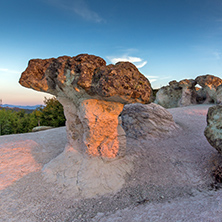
[42, 145, 134, 198]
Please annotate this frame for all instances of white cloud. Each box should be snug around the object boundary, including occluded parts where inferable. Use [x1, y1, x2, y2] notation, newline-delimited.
[45, 0, 104, 23]
[107, 55, 147, 68]
[149, 79, 157, 83]
[128, 56, 142, 63]
[146, 75, 159, 78]
[136, 61, 147, 68]
[0, 68, 19, 74]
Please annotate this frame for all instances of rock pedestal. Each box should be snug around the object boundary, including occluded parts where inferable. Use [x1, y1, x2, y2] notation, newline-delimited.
[60, 97, 126, 159]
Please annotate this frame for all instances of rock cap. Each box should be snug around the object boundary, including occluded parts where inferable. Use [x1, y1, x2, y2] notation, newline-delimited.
[19, 54, 152, 104]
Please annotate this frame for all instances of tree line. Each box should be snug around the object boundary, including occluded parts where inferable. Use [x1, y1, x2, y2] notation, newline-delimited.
[0, 97, 66, 136]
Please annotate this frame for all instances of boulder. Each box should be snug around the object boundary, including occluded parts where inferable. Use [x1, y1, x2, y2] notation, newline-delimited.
[195, 74, 222, 104]
[19, 54, 152, 197]
[121, 103, 179, 139]
[32, 126, 53, 132]
[216, 84, 222, 104]
[204, 105, 222, 155]
[155, 79, 196, 108]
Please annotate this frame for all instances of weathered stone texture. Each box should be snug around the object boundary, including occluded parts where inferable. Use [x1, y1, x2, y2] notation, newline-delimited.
[19, 54, 152, 104]
[155, 79, 196, 108]
[121, 103, 179, 139]
[195, 75, 222, 104]
[61, 98, 126, 158]
[216, 84, 222, 104]
[204, 105, 222, 155]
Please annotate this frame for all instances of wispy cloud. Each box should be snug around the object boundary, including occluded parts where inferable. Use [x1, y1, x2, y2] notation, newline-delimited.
[107, 55, 148, 69]
[149, 79, 157, 83]
[0, 68, 19, 74]
[213, 51, 221, 60]
[46, 0, 104, 23]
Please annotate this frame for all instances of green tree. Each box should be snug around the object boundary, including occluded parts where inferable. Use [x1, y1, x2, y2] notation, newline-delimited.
[0, 109, 13, 135]
[40, 97, 66, 127]
[0, 97, 66, 136]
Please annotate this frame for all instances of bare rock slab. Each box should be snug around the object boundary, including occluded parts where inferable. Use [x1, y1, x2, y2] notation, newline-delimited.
[42, 145, 134, 198]
[205, 105, 222, 155]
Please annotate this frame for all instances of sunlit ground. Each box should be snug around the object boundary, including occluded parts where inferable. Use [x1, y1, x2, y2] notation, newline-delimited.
[0, 140, 41, 190]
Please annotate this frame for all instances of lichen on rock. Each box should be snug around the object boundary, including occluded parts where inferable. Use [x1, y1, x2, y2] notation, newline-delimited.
[204, 105, 222, 155]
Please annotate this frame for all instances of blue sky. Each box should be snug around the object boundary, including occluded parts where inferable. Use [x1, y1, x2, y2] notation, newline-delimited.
[0, 0, 222, 105]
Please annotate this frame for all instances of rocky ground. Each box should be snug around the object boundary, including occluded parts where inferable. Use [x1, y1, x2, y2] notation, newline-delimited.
[0, 104, 222, 222]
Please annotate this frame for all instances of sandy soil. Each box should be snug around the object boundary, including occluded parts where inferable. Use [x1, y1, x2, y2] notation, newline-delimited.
[0, 104, 222, 222]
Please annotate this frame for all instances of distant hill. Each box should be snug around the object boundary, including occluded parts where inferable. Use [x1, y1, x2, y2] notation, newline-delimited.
[1, 104, 43, 110]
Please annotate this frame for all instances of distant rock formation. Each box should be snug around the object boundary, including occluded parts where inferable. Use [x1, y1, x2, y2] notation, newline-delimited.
[121, 103, 179, 139]
[20, 54, 152, 159]
[204, 105, 222, 155]
[155, 74, 222, 108]
[195, 75, 222, 104]
[19, 54, 152, 197]
[155, 79, 197, 108]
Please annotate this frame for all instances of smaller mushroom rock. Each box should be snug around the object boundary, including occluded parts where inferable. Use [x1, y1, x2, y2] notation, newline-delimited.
[204, 105, 222, 155]
[195, 74, 222, 104]
[178, 79, 197, 106]
[19, 54, 152, 159]
[155, 79, 196, 108]
[121, 103, 179, 139]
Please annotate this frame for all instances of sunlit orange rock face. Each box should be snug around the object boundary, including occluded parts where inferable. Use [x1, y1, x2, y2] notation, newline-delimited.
[79, 99, 125, 158]
[19, 54, 152, 159]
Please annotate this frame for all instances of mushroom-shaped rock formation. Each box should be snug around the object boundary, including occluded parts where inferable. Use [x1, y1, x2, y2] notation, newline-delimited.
[19, 54, 152, 197]
[121, 103, 179, 139]
[204, 105, 222, 155]
[20, 54, 152, 159]
[154, 79, 196, 108]
[195, 74, 222, 104]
